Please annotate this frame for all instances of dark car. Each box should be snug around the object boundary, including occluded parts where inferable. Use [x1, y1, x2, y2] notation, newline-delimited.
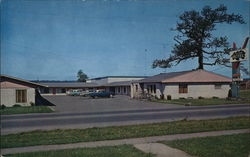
[89, 91, 114, 98]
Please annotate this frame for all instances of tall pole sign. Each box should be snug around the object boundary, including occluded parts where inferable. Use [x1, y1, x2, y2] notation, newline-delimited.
[230, 37, 249, 98]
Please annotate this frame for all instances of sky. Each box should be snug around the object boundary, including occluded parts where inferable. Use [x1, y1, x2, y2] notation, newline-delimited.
[1, 0, 249, 80]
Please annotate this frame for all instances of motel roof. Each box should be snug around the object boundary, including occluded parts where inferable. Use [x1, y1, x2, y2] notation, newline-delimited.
[0, 75, 48, 88]
[38, 81, 133, 88]
[137, 69, 231, 83]
[38, 82, 100, 88]
[89, 76, 147, 80]
[104, 81, 132, 87]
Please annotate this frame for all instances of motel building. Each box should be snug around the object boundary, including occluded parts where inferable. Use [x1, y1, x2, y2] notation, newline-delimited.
[37, 76, 146, 96]
[0, 75, 47, 107]
[1, 69, 232, 107]
[131, 69, 232, 99]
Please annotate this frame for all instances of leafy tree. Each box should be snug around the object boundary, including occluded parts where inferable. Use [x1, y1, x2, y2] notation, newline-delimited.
[77, 70, 88, 82]
[153, 5, 245, 69]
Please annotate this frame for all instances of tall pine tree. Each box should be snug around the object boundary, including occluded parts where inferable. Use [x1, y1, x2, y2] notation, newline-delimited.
[153, 5, 245, 69]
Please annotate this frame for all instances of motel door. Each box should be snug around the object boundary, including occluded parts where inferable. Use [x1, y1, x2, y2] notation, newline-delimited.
[110, 87, 115, 93]
[52, 88, 56, 95]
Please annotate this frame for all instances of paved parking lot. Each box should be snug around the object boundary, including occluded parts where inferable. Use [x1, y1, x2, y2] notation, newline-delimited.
[44, 95, 181, 113]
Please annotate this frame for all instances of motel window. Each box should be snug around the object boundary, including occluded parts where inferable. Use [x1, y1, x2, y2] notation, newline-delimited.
[153, 85, 156, 93]
[215, 84, 222, 89]
[43, 88, 50, 93]
[124, 87, 126, 93]
[147, 85, 156, 94]
[135, 85, 138, 92]
[61, 88, 66, 93]
[16, 89, 27, 103]
[179, 84, 188, 93]
[150, 86, 152, 93]
[118, 87, 121, 93]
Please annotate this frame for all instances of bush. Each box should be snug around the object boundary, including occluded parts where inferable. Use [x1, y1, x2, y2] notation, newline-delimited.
[30, 102, 35, 106]
[1, 104, 6, 110]
[179, 97, 186, 99]
[228, 89, 232, 98]
[160, 94, 165, 100]
[13, 104, 21, 107]
[212, 96, 219, 99]
[167, 95, 171, 100]
[198, 96, 204, 99]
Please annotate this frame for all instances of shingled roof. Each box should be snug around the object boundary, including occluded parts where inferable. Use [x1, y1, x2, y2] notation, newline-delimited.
[0, 75, 47, 88]
[137, 70, 192, 83]
[138, 69, 231, 83]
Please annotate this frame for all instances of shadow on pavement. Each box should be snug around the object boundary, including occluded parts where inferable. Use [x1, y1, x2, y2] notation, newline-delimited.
[35, 90, 55, 106]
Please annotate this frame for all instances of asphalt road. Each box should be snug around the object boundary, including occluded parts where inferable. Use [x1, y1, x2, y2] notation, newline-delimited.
[2, 98, 249, 135]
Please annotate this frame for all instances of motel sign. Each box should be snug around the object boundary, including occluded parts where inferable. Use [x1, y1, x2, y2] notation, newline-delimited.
[230, 48, 248, 62]
[230, 37, 249, 98]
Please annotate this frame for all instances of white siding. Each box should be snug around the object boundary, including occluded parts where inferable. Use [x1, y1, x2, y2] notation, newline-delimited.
[163, 84, 230, 99]
[131, 83, 143, 98]
[0, 88, 35, 107]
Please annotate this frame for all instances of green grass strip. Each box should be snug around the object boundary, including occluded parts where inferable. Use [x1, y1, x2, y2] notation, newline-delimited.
[152, 98, 250, 106]
[5, 145, 155, 157]
[1, 116, 249, 148]
[162, 133, 250, 157]
[240, 90, 250, 99]
[0, 106, 54, 115]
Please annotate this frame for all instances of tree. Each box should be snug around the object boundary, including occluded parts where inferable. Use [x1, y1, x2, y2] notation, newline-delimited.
[153, 5, 245, 70]
[77, 70, 88, 82]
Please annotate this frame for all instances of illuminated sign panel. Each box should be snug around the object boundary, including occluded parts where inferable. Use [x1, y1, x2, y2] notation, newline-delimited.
[230, 48, 248, 62]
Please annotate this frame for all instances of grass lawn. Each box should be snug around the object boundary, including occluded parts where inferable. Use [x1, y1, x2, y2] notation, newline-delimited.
[240, 90, 250, 99]
[1, 116, 249, 148]
[152, 98, 250, 106]
[0, 106, 54, 115]
[162, 133, 250, 157]
[5, 145, 154, 157]
[151, 90, 250, 106]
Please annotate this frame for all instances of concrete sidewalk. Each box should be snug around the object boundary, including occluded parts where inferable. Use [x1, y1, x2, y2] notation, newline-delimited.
[1, 129, 249, 155]
[135, 143, 193, 157]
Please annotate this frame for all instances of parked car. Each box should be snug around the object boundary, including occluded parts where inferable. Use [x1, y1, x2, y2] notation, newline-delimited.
[80, 90, 94, 97]
[67, 89, 82, 96]
[89, 91, 114, 98]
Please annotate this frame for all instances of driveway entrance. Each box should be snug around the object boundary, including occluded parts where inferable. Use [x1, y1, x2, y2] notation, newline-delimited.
[44, 95, 180, 113]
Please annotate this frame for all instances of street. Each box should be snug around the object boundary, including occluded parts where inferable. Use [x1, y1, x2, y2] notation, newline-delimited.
[1, 95, 249, 135]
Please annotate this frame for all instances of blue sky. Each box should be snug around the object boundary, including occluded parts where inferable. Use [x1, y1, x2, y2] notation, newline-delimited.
[1, 0, 249, 80]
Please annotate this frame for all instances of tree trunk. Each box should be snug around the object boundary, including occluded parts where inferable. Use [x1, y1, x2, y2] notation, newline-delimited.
[198, 53, 204, 69]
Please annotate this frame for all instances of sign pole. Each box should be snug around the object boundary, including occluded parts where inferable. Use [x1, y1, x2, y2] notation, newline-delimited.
[231, 37, 249, 98]
[231, 42, 240, 98]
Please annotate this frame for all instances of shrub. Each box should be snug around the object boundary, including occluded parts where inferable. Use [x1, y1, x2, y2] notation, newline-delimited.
[212, 96, 219, 99]
[1, 104, 6, 110]
[13, 104, 21, 107]
[30, 102, 35, 106]
[187, 97, 193, 99]
[167, 95, 171, 100]
[160, 94, 164, 100]
[228, 89, 232, 98]
[179, 97, 186, 99]
[198, 96, 204, 99]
